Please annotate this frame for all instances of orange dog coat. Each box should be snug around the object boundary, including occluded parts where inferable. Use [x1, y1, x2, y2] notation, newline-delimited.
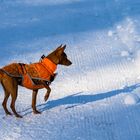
[20, 58, 57, 90]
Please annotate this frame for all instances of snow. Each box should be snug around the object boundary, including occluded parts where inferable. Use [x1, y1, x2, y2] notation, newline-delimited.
[121, 51, 129, 57]
[108, 30, 113, 37]
[124, 94, 139, 105]
[1, 0, 140, 140]
[16, 0, 83, 6]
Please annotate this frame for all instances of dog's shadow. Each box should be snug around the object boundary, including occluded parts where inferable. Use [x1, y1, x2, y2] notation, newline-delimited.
[22, 83, 140, 116]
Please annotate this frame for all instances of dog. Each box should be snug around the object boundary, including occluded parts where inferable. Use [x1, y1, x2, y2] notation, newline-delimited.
[0, 44, 72, 118]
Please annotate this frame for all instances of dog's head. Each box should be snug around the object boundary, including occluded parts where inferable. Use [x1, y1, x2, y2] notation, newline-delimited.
[47, 44, 72, 66]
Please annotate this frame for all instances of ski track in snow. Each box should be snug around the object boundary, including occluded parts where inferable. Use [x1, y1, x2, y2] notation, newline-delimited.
[1, 0, 140, 140]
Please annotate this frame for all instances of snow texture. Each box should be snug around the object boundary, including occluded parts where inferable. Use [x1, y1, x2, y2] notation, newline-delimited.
[0, 0, 140, 140]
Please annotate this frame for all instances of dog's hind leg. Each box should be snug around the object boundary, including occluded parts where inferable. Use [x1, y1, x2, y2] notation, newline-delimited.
[10, 79, 22, 118]
[1, 78, 12, 116]
[2, 91, 12, 115]
[10, 90, 22, 118]
[32, 89, 41, 114]
[1, 84, 12, 116]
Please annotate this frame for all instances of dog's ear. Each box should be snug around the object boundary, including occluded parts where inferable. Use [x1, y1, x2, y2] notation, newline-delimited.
[62, 44, 66, 51]
[55, 45, 66, 56]
[56, 44, 63, 51]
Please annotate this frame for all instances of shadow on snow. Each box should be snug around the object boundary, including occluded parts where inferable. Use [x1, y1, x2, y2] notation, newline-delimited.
[22, 83, 140, 116]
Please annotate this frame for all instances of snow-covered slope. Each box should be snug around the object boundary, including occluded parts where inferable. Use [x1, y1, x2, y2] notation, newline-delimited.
[0, 0, 140, 140]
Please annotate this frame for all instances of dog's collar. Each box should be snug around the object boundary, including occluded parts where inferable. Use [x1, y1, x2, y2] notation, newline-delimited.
[40, 58, 57, 75]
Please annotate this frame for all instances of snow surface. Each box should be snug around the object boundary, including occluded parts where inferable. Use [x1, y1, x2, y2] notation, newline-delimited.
[1, 0, 140, 140]
[124, 93, 139, 105]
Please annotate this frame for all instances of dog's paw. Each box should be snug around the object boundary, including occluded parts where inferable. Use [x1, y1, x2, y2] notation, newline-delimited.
[33, 110, 41, 114]
[15, 114, 23, 118]
[6, 111, 12, 116]
[44, 95, 49, 102]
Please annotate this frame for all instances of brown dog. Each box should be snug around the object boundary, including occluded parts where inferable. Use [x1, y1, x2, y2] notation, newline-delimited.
[0, 45, 72, 118]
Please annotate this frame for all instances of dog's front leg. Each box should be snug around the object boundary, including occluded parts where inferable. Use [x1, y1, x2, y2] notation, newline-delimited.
[32, 89, 41, 114]
[44, 86, 51, 102]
